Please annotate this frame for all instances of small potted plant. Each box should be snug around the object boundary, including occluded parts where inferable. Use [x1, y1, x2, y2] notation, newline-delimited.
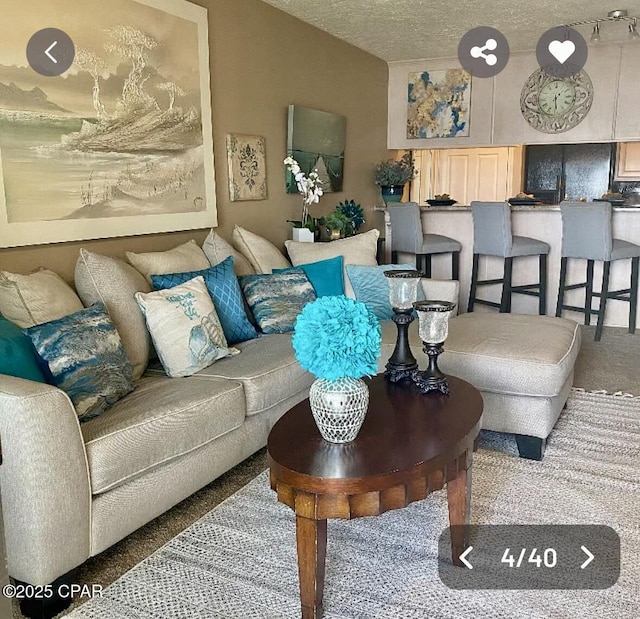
[284, 155, 323, 242]
[374, 152, 415, 203]
[324, 210, 350, 240]
[336, 199, 365, 236]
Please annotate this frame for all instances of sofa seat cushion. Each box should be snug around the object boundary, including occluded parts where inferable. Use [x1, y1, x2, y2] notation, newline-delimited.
[82, 375, 245, 495]
[194, 333, 313, 416]
[441, 313, 580, 398]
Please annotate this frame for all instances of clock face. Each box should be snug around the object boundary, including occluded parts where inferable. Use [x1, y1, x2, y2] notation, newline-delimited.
[520, 68, 593, 133]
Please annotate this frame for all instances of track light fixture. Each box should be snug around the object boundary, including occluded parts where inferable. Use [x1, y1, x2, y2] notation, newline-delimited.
[565, 9, 640, 42]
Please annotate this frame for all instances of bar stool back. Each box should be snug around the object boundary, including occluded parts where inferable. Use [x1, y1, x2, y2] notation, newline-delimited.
[468, 201, 549, 314]
[556, 201, 640, 341]
[388, 202, 461, 278]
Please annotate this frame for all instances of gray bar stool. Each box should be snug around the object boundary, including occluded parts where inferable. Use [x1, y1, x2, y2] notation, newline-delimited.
[468, 201, 549, 314]
[556, 201, 640, 341]
[388, 202, 461, 278]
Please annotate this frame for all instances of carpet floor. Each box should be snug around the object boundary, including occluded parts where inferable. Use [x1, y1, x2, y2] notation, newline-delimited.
[62, 388, 640, 618]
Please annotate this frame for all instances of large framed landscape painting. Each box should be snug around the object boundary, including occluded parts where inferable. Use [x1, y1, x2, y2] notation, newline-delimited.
[0, 0, 216, 248]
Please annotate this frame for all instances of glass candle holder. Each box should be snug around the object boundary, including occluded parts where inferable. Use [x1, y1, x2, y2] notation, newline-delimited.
[383, 270, 422, 383]
[412, 300, 456, 394]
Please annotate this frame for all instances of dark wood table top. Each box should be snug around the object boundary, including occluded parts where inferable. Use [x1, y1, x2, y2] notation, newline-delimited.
[268, 374, 483, 496]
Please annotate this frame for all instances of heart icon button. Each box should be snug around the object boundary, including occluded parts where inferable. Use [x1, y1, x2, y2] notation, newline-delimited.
[548, 39, 575, 64]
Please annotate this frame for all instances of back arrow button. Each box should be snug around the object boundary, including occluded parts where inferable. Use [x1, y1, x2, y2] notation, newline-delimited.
[459, 546, 474, 569]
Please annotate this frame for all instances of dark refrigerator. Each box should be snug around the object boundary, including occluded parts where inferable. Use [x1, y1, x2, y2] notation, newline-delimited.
[524, 143, 615, 204]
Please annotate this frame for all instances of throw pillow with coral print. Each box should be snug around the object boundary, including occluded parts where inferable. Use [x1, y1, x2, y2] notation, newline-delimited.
[135, 276, 238, 377]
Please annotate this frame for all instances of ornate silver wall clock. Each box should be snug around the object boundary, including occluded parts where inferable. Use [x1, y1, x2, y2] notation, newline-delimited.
[520, 67, 594, 133]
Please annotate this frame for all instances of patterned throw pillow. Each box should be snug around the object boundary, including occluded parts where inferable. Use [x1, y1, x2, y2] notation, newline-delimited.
[239, 270, 316, 334]
[23, 303, 135, 421]
[135, 276, 238, 378]
[273, 256, 345, 297]
[345, 264, 423, 321]
[151, 256, 258, 345]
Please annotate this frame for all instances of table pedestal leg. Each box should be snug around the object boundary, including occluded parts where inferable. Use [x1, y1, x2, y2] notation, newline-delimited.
[447, 462, 472, 566]
[296, 515, 327, 619]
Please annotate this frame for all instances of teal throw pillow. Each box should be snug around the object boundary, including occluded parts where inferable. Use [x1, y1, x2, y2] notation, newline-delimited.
[345, 264, 423, 321]
[151, 256, 258, 345]
[23, 302, 134, 421]
[239, 270, 316, 334]
[0, 316, 46, 382]
[273, 256, 344, 297]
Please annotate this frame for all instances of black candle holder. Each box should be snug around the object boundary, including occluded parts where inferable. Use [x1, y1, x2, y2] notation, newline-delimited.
[412, 300, 456, 395]
[383, 270, 423, 384]
[384, 308, 418, 382]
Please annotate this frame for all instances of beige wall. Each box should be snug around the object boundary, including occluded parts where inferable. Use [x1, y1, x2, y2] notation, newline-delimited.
[0, 0, 389, 282]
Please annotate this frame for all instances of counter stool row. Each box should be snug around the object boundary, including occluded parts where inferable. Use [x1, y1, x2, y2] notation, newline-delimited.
[388, 201, 640, 341]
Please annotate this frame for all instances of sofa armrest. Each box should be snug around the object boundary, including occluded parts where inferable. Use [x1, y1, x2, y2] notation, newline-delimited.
[420, 279, 460, 315]
[0, 376, 91, 584]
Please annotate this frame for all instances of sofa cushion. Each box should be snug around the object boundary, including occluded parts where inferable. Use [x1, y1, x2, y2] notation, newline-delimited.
[232, 225, 291, 274]
[24, 302, 134, 420]
[0, 316, 46, 382]
[135, 277, 237, 378]
[285, 229, 379, 298]
[440, 313, 579, 398]
[75, 249, 152, 380]
[151, 257, 258, 345]
[239, 270, 316, 334]
[202, 229, 255, 276]
[193, 333, 313, 416]
[126, 240, 210, 283]
[273, 256, 345, 297]
[0, 268, 84, 328]
[82, 375, 245, 494]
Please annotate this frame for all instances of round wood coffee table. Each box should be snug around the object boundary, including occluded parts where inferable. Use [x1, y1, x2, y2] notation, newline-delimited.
[267, 374, 483, 619]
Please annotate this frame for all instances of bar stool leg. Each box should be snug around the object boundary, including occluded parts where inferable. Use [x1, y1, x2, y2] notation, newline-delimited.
[500, 257, 513, 313]
[556, 257, 568, 317]
[595, 261, 611, 342]
[539, 254, 547, 315]
[424, 255, 432, 278]
[629, 257, 639, 334]
[468, 254, 479, 312]
[452, 251, 460, 281]
[585, 260, 594, 326]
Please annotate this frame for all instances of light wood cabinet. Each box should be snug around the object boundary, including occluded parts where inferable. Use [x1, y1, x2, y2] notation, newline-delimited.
[614, 142, 640, 180]
[411, 146, 523, 204]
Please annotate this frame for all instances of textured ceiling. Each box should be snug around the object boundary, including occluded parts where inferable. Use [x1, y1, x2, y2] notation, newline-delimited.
[260, 0, 640, 61]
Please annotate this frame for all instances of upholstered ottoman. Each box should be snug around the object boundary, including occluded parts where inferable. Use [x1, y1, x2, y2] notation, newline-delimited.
[380, 312, 581, 460]
[440, 313, 581, 459]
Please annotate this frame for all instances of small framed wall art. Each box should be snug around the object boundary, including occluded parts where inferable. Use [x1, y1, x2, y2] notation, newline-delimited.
[226, 134, 267, 201]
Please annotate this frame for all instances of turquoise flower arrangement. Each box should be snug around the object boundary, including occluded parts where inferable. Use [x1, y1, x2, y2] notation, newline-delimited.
[292, 296, 382, 381]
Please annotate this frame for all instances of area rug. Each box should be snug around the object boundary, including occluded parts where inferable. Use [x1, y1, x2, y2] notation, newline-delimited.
[65, 389, 640, 619]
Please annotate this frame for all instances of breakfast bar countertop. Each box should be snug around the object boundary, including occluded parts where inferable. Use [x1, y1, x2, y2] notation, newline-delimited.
[374, 204, 640, 212]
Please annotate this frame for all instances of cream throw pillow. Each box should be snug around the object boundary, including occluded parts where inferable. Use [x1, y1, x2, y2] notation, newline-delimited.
[285, 229, 380, 297]
[75, 249, 152, 380]
[135, 276, 238, 378]
[231, 225, 290, 274]
[126, 240, 210, 283]
[202, 229, 255, 276]
[0, 268, 84, 328]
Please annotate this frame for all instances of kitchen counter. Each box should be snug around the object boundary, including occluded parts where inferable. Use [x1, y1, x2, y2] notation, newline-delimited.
[375, 204, 640, 328]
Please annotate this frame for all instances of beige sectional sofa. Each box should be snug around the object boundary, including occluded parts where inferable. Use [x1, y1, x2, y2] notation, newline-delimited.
[0, 230, 581, 618]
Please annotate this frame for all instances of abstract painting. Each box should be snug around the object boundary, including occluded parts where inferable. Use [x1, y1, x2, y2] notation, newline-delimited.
[226, 134, 267, 201]
[286, 105, 345, 194]
[407, 69, 471, 139]
[0, 0, 215, 248]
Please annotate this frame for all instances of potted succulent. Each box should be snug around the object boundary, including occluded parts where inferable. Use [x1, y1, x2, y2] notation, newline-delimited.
[324, 210, 350, 240]
[374, 152, 415, 203]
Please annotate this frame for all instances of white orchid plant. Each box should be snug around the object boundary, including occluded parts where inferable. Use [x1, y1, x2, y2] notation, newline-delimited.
[284, 155, 324, 229]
